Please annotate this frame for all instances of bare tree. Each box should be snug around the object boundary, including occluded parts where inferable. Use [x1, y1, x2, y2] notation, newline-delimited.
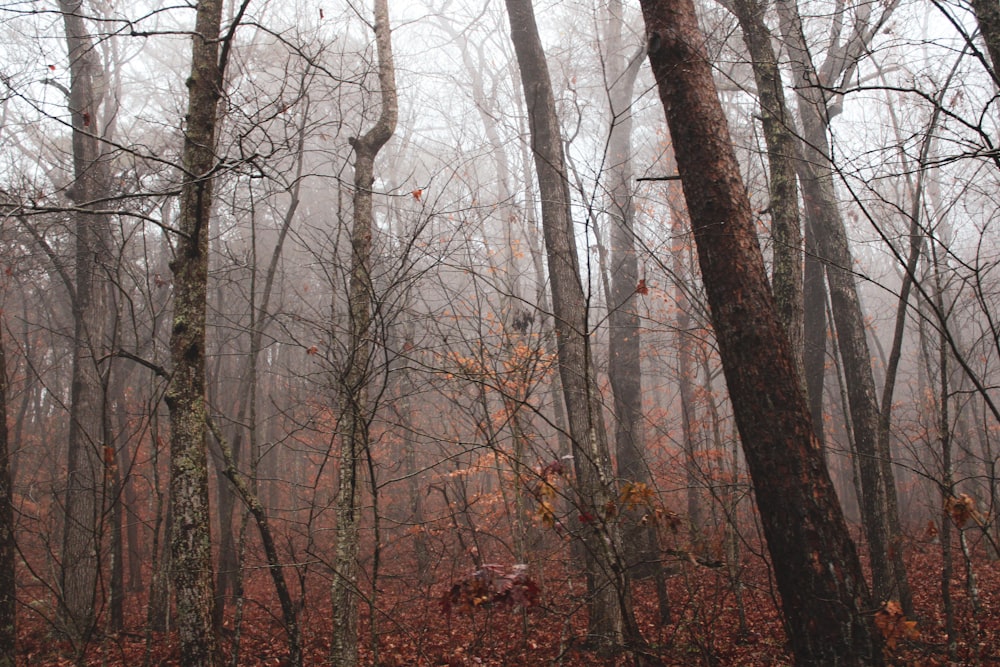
[164, 0, 240, 664]
[57, 0, 113, 646]
[503, 0, 644, 651]
[330, 1, 397, 665]
[726, 0, 804, 369]
[639, 0, 883, 663]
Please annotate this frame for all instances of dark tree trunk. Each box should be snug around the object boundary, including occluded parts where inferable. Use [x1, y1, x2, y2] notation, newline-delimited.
[0, 323, 14, 666]
[504, 0, 643, 650]
[970, 0, 1000, 84]
[802, 237, 828, 440]
[639, 0, 883, 664]
[164, 0, 229, 663]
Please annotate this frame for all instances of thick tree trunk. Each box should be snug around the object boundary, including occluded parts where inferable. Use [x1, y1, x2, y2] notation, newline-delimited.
[504, 0, 642, 650]
[57, 0, 114, 646]
[639, 1, 883, 664]
[775, 0, 912, 612]
[330, 2, 396, 665]
[164, 0, 228, 663]
[0, 325, 14, 666]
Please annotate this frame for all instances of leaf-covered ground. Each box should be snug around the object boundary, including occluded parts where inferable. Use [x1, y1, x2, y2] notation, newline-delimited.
[16, 538, 1000, 666]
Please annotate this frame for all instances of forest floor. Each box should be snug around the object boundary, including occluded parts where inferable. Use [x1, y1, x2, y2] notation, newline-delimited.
[16, 535, 1000, 666]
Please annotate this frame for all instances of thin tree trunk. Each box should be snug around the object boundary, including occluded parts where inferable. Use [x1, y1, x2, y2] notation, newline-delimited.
[164, 0, 233, 663]
[639, 1, 883, 663]
[0, 321, 14, 666]
[504, 0, 643, 651]
[330, 3, 396, 665]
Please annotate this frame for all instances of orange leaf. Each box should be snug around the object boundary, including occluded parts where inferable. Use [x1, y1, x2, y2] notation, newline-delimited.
[411, 188, 423, 201]
[306, 345, 318, 355]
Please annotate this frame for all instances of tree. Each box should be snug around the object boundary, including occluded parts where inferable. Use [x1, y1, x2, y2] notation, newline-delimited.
[164, 0, 240, 663]
[602, 0, 665, 589]
[0, 315, 13, 665]
[56, 0, 114, 646]
[726, 0, 804, 369]
[330, 1, 397, 664]
[774, 0, 912, 611]
[503, 0, 643, 651]
[638, 0, 883, 663]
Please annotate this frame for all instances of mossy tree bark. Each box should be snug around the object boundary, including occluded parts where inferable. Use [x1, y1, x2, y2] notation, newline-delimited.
[775, 0, 912, 612]
[164, 0, 231, 664]
[504, 0, 644, 650]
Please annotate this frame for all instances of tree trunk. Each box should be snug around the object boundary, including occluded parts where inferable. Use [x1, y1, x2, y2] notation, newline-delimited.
[504, 0, 642, 650]
[970, 0, 1000, 85]
[164, 0, 229, 663]
[330, 2, 396, 665]
[0, 322, 14, 666]
[639, 1, 883, 663]
[728, 0, 804, 370]
[57, 0, 115, 647]
[775, 0, 912, 612]
[604, 0, 664, 593]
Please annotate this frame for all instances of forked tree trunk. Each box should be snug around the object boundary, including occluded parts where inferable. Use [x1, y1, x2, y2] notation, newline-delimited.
[775, 0, 912, 612]
[58, 0, 113, 645]
[639, 0, 883, 663]
[330, 2, 396, 665]
[504, 0, 643, 651]
[164, 0, 229, 663]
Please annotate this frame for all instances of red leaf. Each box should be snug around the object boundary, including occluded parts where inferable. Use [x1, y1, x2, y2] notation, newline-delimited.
[306, 345, 318, 355]
[635, 278, 649, 295]
[48, 64, 56, 71]
[411, 188, 423, 201]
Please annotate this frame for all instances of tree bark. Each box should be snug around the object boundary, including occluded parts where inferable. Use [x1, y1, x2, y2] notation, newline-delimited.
[504, 0, 643, 650]
[58, 0, 114, 645]
[164, 0, 229, 663]
[639, 1, 883, 663]
[604, 0, 664, 594]
[775, 0, 912, 612]
[330, 2, 396, 665]
[0, 321, 14, 666]
[728, 0, 804, 370]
